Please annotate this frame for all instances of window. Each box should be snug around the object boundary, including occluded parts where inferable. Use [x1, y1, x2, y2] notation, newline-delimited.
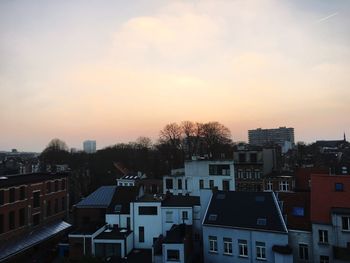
[257, 218, 267, 226]
[299, 244, 309, 260]
[209, 236, 218, 253]
[54, 180, 59, 192]
[19, 208, 25, 226]
[55, 199, 59, 213]
[138, 206, 157, 215]
[209, 180, 214, 189]
[292, 207, 305, 217]
[19, 186, 26, 200]
[167, 249, 180, 261]
[320, 255, 329, 263]
[239, 153, 246, 163]
[319, 230, 328, 244]
[33, 191, 40, 208]
[62, 197, 66, 211]
[0, 190, 4, 205]
[182, 211, 188, 220]
[250, 153, 257, 163]
[61, 179, 66, 190]
[208, 214, 217, 221]
[239, 240, 248, 257]
[266, 181, 273, 191]
[223, 237, 233, 255]
[279, 181, 289, 191]
[9, 211, 15, 230]
[256, 241, 266, 260]
[223, 180, 230, 191]
[166, 179, 173, 189]
[0, 214, 3, 234]
[209, 164, 230, 175]
[47, 200, 51, 216]
[199, 179, 204, 189]
[177, 179, 182, 190]
[139, 226, 144, 242]
[342, 216, 350, 231]
[46, 182, 51, 194]
[335, 183, 344, 192]
[185, 179, 188, 190]
[9, 188, 15, 203]
[33, 213, 40, 226]
[166, 211, 173, 223]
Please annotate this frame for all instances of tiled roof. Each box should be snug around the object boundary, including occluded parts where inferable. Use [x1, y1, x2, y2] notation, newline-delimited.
[76, 186, 117, 208]
[203, 191, 287, 233]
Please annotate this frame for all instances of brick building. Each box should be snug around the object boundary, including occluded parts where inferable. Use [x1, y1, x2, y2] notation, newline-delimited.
[0, 172, 71, 262]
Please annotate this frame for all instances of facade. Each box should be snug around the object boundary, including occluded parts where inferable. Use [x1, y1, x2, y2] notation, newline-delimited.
[0, 172, 70, 262]
[263, 172, 295, 192]
[163, 160, 235, 196]
[202, 191, 292, 263]
[83, 140, 96, 153]
[310, 174, 350, 262]
[248, 127, 294, 153]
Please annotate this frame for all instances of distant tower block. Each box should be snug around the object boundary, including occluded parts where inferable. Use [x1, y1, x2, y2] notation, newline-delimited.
[83, 140, 96, 153]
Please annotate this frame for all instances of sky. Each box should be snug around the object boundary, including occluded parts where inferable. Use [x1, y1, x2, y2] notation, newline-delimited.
[1, 0, 350, 152]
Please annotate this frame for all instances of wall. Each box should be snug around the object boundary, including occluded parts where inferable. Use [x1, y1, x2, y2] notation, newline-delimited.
[288, 230, 313, 263]
[202, 225, 289, 263]
[163, 243, 185, 263]
[161, 207, 193, 235]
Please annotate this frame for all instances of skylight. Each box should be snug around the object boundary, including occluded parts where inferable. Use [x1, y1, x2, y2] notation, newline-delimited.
[114, 205, 122, 213]
[257, 218, 267, 226]
[255, 196, 265, 202]
[208, 214, 218, 221]
[216, 193, 226, 200]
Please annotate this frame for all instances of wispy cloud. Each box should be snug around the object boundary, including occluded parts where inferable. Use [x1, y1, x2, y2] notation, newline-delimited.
[315, 12, 338, 24]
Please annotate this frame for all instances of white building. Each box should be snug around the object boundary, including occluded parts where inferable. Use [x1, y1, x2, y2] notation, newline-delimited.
[163, 160, 235, 196]
[83, 140, 96, 153]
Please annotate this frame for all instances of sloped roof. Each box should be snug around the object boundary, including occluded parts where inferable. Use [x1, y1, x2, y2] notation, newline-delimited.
[107, 186, 139, 214]
[203, 191, 287, 233]
[0, 221, 71, 261]
[76, 186, 117, 208]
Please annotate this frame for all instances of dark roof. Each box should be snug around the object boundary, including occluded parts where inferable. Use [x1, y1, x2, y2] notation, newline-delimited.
[278, 192, 311, 231]
[272, 245, 293, 255]
[203, 191, 287, 233]
[107, 186, 139, 214]
[0, 172, 68, 188]
[162, 194, 200, 207]
[69, 223, 105, 235]
[163, 224, 192, 244]
[94, 227, 132, 240]
[0, 221, 71, 261]
[76, 186, 117, 208]
[315, 140, 346, 148]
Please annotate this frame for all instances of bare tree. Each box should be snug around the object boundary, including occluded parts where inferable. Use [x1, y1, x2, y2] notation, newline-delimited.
[135, 136, 153, 149]
[159, 123, 183, 150]
[45, 138, 69, 152]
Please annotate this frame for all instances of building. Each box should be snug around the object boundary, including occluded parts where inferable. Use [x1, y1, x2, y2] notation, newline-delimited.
[202, 191, 292, 263]
[248, 127, 295, 153]
[163, 159, 235, 197]
[0, 172, 71, 262]
[233, 144, 280, 191]
[310, 174, 350, 263]
[83, 140, 96, 153]
[263, 171, 295, 192]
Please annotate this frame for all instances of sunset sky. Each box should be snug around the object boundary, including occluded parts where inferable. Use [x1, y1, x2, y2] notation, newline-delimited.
[1, 0, 350, 152]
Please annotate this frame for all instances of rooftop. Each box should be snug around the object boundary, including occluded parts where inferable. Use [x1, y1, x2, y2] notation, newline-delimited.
[94, 227, 132, 240]
[75, 186, 117, 208]
[163, 224, 192, 244]
[203, 191, 287, 233]
[0, 172, 68, 188]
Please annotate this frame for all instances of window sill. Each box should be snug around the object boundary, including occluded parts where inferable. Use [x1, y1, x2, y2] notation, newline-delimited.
[223, 253, 233, 256]
[256, 258, 267, 261]
[208, 251, 218, 254]
[238, 255, 249, 259]
[318, 242, 329, 246]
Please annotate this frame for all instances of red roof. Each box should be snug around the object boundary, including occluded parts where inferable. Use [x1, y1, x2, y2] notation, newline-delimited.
[311, 174, 350, 224]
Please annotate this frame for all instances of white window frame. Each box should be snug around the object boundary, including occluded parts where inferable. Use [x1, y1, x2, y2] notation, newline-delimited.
[279, 181, 289, 191]
[238, 240, 248, 257]
[342, 216, 350, 231]
[223, 237, 232, 255]
[319, 230, 328, 244]
[256, 241, 266, 260]
[266, 181, 273, 191]
[165, 211, 173, 223]
[209, 236, 218, 253]
[299, 243, 309, 260]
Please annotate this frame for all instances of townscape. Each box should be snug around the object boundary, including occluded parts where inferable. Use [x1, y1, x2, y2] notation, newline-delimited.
[1, 126, 350, 263]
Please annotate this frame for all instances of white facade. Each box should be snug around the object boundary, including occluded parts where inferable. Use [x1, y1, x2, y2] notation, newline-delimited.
[163, 160, 235, 196]
[83, 140, 96, 153]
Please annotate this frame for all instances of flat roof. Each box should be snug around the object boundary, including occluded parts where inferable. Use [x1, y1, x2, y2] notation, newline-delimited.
[94, 228, 132, 240]
[0, 172, 68, 188]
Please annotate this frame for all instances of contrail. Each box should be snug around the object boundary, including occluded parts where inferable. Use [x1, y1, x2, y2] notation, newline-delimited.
[315, 12, 338, 23]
